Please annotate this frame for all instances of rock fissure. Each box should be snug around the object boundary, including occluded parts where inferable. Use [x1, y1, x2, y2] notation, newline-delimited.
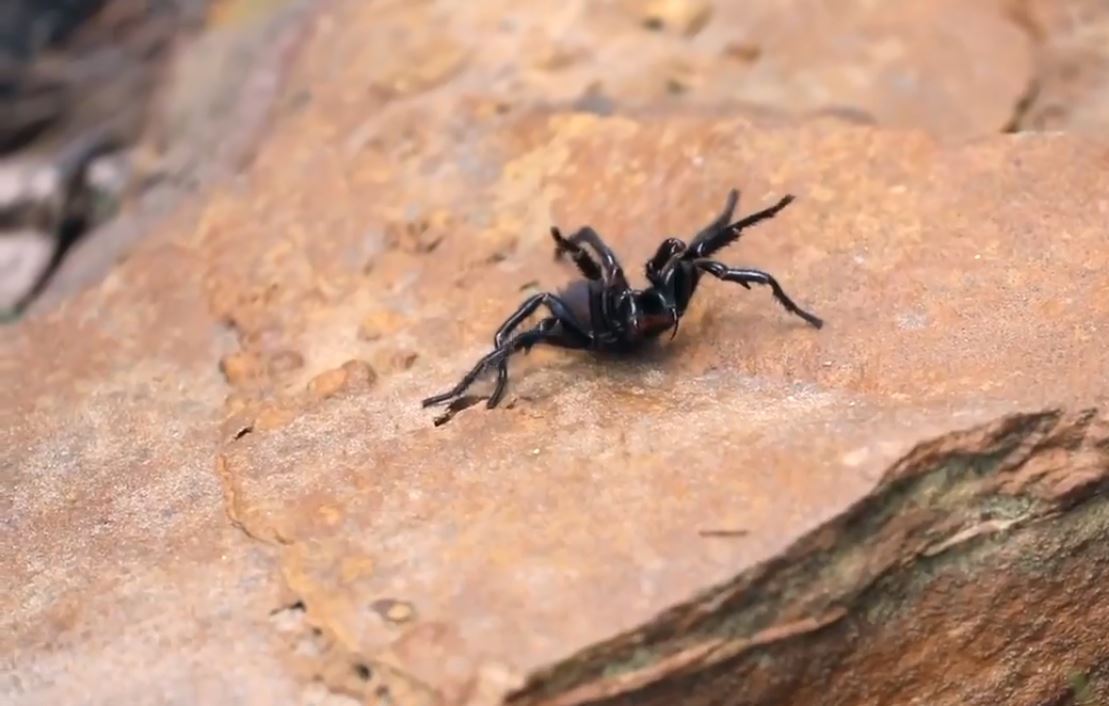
[1001, 0, 1048, 132]
[509, 408, 1109, 706]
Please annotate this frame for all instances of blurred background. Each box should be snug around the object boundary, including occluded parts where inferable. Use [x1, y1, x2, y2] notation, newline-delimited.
[0, 0, 306, 317]
[0, 0, 1106, 319]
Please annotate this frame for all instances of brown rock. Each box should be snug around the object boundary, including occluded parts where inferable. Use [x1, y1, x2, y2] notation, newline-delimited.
[0, 229, 55, 312]
[639, 0, 714, 36]
[268, 349, 306, 376]
[358, 309, 406, 342]
[6, 1, 1109, 706]
[372, 348, 419, 375]
[307, 360, 376, 400]
[209, 104, 1109, 705]
[341, 359, 378, 387]
[372, 599, 417, 625]
[219, 350, 265, 385]
[307, 367, 351, 399]
[3, 241, 293, 704]
[1007, 0, 1109, 133]
[255, 404, 298, 431]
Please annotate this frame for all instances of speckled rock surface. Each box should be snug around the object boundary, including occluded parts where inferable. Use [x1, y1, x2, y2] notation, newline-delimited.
[5, 1, 1109, 705]
[1012, 0, 1109, 133]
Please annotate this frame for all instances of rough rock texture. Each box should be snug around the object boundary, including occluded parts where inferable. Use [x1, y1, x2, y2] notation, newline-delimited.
[0, 0, 204, 312]
[19, 0, 315, 317]
[0, 0, 311, 315]
[1010, 0, 1109, 133]
[5, 1, 1109, 705]
[201, 109, 1109, 704]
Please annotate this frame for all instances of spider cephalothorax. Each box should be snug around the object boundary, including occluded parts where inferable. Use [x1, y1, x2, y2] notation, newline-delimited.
[422, 189, 823, 409]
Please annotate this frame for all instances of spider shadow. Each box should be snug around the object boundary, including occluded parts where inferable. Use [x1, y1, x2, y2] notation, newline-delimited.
[523, 303, 819, 395]
[502, 326, 705, 402]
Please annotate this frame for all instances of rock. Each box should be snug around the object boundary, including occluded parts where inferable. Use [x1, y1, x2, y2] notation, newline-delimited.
[1008, 0, 1109, 133]
[254, 404, 299, 432]
[1, 0, 292, 316]
[0, 229, 54, 312]
[358, 310, 406, 342]
[268, 349, 306, 376]
[14, 106, 1109, 704]
[201, 110, 1109, 705]
[220, 350, 266, 385]
[12, 0, 1048, 317]
[638, 0, 715, 37]
[5, 1, 1109, 706]
[3, 241, 296, 704]
[307, 360, 376, 400]
[371, 348, 419, 376]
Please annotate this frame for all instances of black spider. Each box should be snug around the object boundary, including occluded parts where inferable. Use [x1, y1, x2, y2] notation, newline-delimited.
[422, 188, 823, 410]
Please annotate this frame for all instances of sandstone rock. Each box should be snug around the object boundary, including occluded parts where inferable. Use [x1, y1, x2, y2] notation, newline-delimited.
[254, 403, 299, 432]
[1008, 0, 1109, 133]
[358, 310, 406, 342]
[269, 348, 306, 376]
[637, 0, 715, 37]
[220, 349, 267, 385]
[8, 0, 1051, 315]
[199, 110, 1109, 705]
[307, 360, 377, 400]
[2, 241, 297, 704]
[12, 106, 1109, 704]
[5, 1, 1109, 706]
[0, 229, 54, 312]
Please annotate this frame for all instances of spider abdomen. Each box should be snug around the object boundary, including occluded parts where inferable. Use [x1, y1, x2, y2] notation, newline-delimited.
[557, 279, 597, 329]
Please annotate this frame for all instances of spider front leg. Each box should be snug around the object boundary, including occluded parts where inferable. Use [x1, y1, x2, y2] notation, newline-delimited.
[424, 319, 587, 408]
[687, 194, 795, 260]
[490, 292, 591, 407]
[691, 188, 739, 243]
[553, 226, 629, 289]
[554, 225, 633, 329]
[426, 292, 590, 409]
[551, 227, 602, 280]
[695, 259, 823, 328]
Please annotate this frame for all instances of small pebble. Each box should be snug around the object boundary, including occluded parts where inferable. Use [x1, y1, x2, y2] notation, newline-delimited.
[268, 349, 305, 375]
[371, 598, 416, 624]
[220, 351, 264, 385]
[308, 360, 377, 399]
[255, 405, 297, 431]
[642, 0, 714, 36]
[308, 367, 348, 399]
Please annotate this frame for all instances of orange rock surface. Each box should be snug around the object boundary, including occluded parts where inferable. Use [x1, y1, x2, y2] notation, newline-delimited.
[5, 1, 1109, 705]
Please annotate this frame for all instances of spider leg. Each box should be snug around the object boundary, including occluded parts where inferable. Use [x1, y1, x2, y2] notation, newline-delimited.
[551, 227, 603, 280]
[695, 259, 823, 328]
[557, 226, 629, 289]
[489, 318, 589, 408]
[555, 225, 634, 329]
[686, 194, 795, 260]
[690, 188, 739, 244]
[491, 292, 592, 406]
[423, 319, 588, 409]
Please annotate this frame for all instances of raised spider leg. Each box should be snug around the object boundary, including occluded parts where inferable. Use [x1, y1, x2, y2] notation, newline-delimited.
[695, 259, 823, 328]
[423, 324, 548, 407]
[557, 225, 632, 327]
[557, 226, 629, 288]
[691, 188, 739, 243]
[551, 227, 602, 280]
[423, 319, 588, 409]
[647, 238, 686, 278]
[490, 319, 589, 408]
[687, 194, 795, 260]
[491, 292, 592, 406]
